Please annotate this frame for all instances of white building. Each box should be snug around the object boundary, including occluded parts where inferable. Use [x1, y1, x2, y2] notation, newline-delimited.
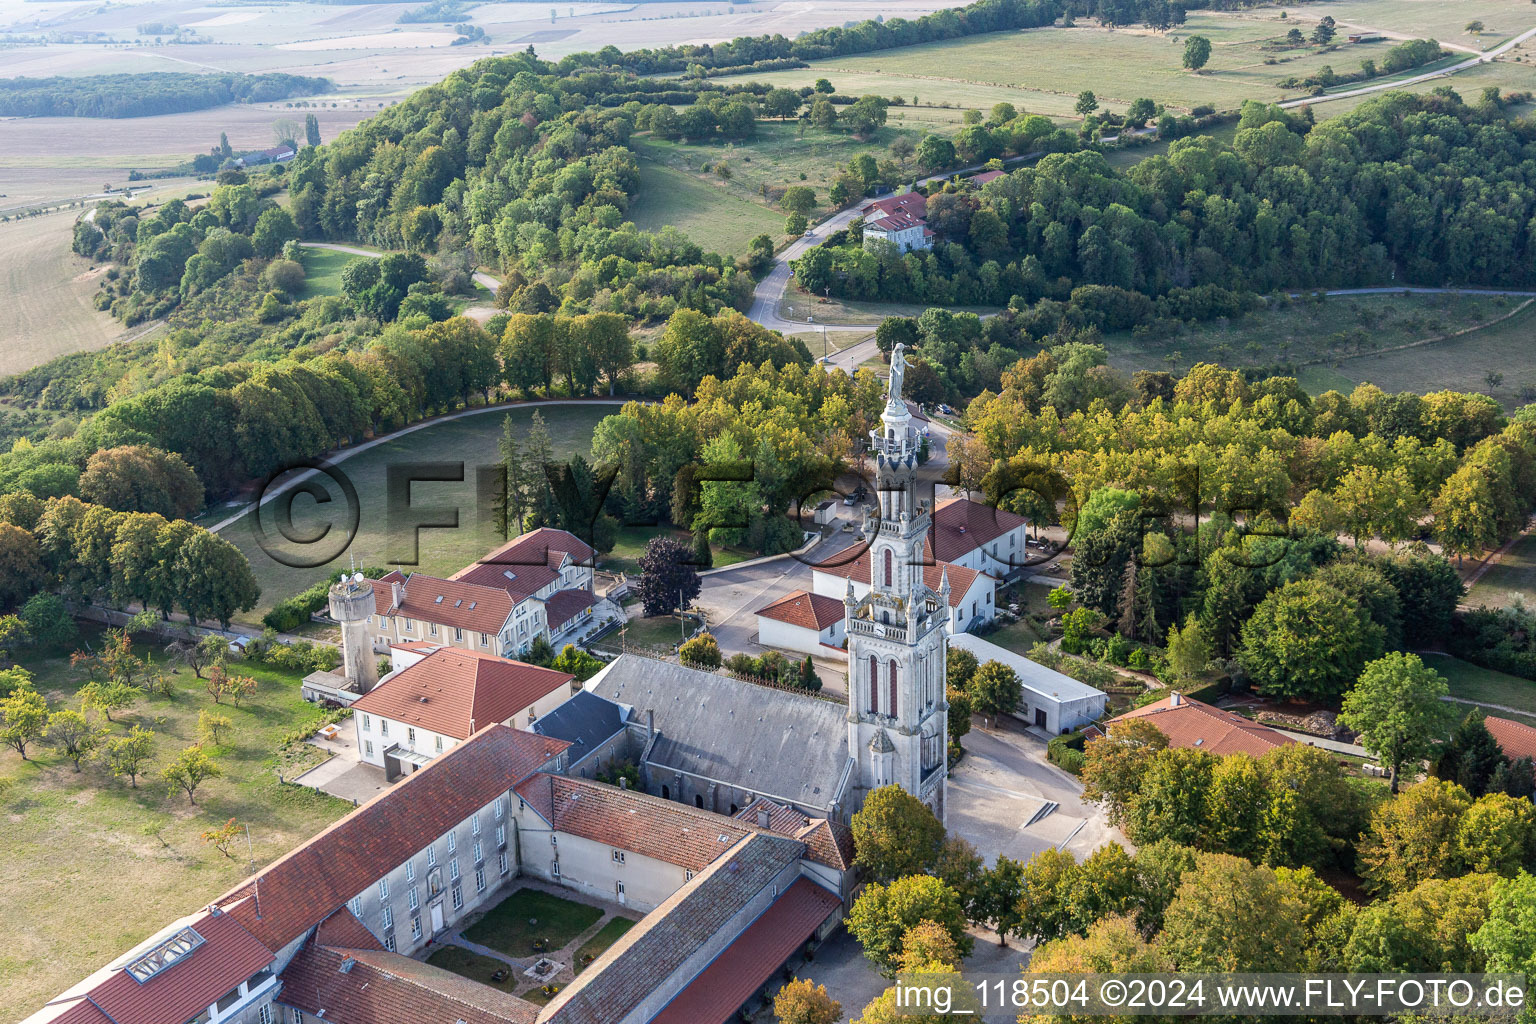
[811, 550, 996, 634]
[929, 496, 1032, 580]
[367, 528, 615, 658]
[755, 589, 846, 655]
[351, 645, 576, 778]
[948, 631, 1107, 734]
[861, 192, 933, 253]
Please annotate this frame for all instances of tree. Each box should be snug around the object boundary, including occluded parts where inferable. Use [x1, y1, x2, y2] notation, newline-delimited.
[1358, 779, 1472, 894]
[845, 875, 972, 976]
[636, 536, 702, 617]
[0, 523, 46, 611]
[199, 708, 233, 746]
[890, 135, 915, 164]
[202, 817, 243, 859]
[0, 615, 29, 662]
[774, 978, 841, 1024]
[20, 593, 76, 649]
[1340, 653, 1454, 792]
[810, 97, 838, 129]
[104, 725, 156, 787]
[851, 785, 945, 882]
[47, 709, 104, 771]
[1, 683, 48, 759]
[763, 87, 802, 120]
[1158, 853, 1308, 971]
[162, 744, 223, 804]
[80, 679, 138, 722]
[1457, 793, 1536, 876]
[678, 631, 721, 669]
[1081, 718, 1168, 824]
[1311, 21, 1335, 44]
[1164, 613, 1210, 684]
[1015, 846, 1080, 944]
[915, 134, 955, 170]
[1471, 872, 1536, 980]
[167, 632, 226, 680]
[968, 660, 1019, 724]
[899, 919, 964, 971]
[1437, 709, 1506, 797]
[786, 212, 807, 236]
[1182, 35, 1212, 72]
[1074, 91, 1098, 116]
[1238, 579, 1385, 700]
[781, 186, 816, 215]
[304, 112, 321, 147]
[814, 78, 835, 93]
[974, 855, 1026, 945]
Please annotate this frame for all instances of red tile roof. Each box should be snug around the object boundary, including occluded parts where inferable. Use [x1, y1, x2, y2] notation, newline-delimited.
[864, 192, 927, 220]
[544, 588, 596, 631]
[516, 773, 755, 872]
[736, 796, 809, 833]
[649, 878, 841, 1024]
[812, 543, 986, 609]
[796, 818, 855, 872]
[313, 908, 384, 951]
[756, 590, 844, 631]
[279, 943, 538, 1024]
[451, 527, 594, 598]
[82, 908, 274, 1024]
[1111, 693, 1293, 757]
[930, 497, 1029, 564]
[376, 572, 515, 636]
[212, 725, 568, 952]
[868, 211, 925, 231]
[970, 169, 1005, 185]
[352, 648, 573, 740]
[1485, 715, 1536, 761]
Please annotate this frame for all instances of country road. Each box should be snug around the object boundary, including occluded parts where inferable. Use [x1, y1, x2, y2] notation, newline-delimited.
[1280, 23, 1536, 108]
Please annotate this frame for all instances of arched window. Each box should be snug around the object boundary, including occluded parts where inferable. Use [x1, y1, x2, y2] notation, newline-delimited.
[883, 547, 892, 587]
[661, 785, 670, 800]
[888, 660, 899, 720]
[869, 655, 879, 714]
[695, 795, 704, 808]
[730, 803, 739, 816]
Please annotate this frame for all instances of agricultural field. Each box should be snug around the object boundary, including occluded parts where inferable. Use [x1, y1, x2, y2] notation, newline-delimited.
[208, 402, 611, 616]
[1466, 532, 1536, 611]
[0, 209, 127, 377]
[1096, 290, 1524, 390]
[735, 10, 1432, 118]
[0, 627, 352, 1013]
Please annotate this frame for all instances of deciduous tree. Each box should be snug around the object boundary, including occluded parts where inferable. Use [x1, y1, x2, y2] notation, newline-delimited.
[852, 785, 946, 882]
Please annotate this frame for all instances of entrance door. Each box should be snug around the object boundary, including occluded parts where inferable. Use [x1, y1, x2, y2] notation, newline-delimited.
[1034, 708, 1048, 728]
[430, 902, 444, 935]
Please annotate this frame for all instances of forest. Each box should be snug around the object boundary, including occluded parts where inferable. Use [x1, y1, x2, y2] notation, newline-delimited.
[0, 73, 334, 118]
[796, 91, 1536, 308]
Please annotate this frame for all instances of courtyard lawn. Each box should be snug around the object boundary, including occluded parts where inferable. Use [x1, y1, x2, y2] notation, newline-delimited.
[462, 888, 603, 958]
[426, 945, 519, 993]
[977, 617, 1045, 657]
[0, 627, 352, 1012]
[1467, 531, 1536, 610]
[209, 402, 609, 617]
[1421, 654, 1536, 722]
[572, 915, 638, 973]
[616, 613, 696, 652]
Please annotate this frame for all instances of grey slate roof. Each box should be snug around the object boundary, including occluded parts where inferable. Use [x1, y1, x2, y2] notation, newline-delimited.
[539, 832, 804, 1024]
[585, 655, 852, 814]
[532, 690, 626, 762]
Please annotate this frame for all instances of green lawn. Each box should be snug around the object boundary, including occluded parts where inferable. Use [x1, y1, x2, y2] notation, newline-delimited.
[297, 245, 359, 300]
[462, 888, 603, 958]
[1096, 292, 1517, 393]
[426, 944, 520, 993]
[603, 524, 679, 576]
[211, 403, 609, 616]
[1467, 531, 1536, 610]
[1421, 654, 1536, 724]
[626, 155, 783, 259]
[0, 627, 352, 1013]
[979, 616, 1045, 656]
[572, 915, 637, 973]
[617, 613, 695, 652]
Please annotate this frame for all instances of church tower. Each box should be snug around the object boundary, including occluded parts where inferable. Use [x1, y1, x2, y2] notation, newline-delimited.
[845, 344, 950, 822]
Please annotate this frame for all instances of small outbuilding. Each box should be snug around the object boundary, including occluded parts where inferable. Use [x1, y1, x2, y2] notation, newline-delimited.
[947, 632, 1107, 734]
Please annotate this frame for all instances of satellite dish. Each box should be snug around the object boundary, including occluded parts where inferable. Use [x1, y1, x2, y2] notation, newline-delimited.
[353, 572, 364, 583]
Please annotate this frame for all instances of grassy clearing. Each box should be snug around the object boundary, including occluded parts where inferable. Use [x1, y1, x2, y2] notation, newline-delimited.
[426, 944, 520, 993]
[1421, 654, 1536, 722]
[211, 403, 608, 616]
[572, 915, 637, 973]
[1467, 532, 1536, 610]
[0, 627, 351, 1013]
[297, 245, 357, 300]
[462, 888, 603, 958]
[627, 156, 783, 258]
[1097, 291, 1517, 387]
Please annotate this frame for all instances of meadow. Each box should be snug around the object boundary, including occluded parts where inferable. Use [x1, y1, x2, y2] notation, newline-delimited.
[1466, 532, 1536, 611]
[297, 244, 368, 300]
[209, 402, 612, 615]
[0, 627, 352, 1013]
[626, 157, 784, 258]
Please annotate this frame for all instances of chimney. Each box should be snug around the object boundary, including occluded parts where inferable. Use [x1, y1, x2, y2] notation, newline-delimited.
[1169, 692, 1182, 707]
[757, 809, 771, 828]
[391, 579, 404, 608]
[619, 777, 628, 789]
[645, 708, 654, 740]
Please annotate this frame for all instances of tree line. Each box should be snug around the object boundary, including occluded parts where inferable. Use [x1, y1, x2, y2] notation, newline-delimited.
[0, 73, 333, 118]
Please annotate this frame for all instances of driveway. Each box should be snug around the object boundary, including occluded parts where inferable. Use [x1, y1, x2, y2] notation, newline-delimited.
[947, 717, 1119, 865]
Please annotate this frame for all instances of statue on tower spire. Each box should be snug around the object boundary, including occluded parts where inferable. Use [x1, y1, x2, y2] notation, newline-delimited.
[888, 343, 907, 404]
